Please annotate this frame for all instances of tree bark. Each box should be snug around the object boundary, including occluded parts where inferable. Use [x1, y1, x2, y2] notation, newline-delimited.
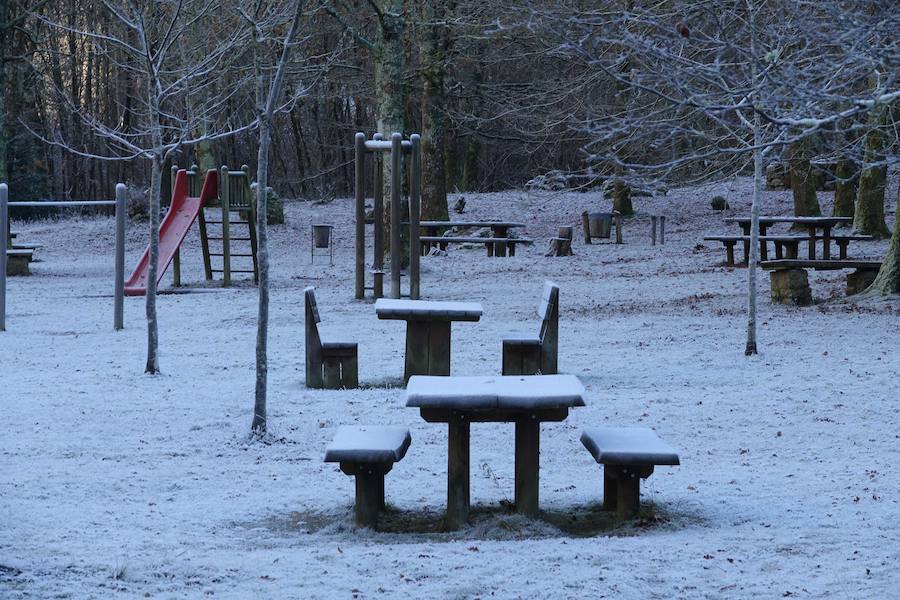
[832, 158, 857, 218]
[864, 179, 900, 294]
[612, 180, 632, 216]
[788, 138, 821, 217]
[853, 116, 890, 238]
[145, 151, 162, 374]
[419, 0, 453, 221]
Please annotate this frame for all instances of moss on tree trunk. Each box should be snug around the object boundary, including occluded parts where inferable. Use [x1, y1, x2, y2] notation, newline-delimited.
[865, 179, 900, 294]
[832, 158, 857, 218]
[612, 180, 632, 216]
[853, 112, 891, 238]
[788, 139, 821, 217]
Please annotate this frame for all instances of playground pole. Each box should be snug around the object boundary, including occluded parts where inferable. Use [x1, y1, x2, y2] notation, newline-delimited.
[409, 134, 421, 300]
[1, 183, 7, 332]
[114, 183, 126, 330]
[390, 133, 402, 299]
[354, 133, 366, 299]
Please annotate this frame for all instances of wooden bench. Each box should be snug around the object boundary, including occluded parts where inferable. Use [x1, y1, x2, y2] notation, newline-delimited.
[502, 281, 559, 375]
[760, 259, 882, 303]
[325, 426, 411, 528]
[304, 287, 359, 389]
[5, 249, 34, 276]
[419, 236, 533, 257]
[703, 235, 807, 266]
[830, 235, 874, 259]
[581, 427, 680, 520]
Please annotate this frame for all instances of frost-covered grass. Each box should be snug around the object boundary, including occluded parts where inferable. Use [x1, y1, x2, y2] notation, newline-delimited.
[2, 177, 899, 598]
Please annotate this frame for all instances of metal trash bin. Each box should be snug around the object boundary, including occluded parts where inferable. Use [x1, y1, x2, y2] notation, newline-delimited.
[588, 212, 613, 239]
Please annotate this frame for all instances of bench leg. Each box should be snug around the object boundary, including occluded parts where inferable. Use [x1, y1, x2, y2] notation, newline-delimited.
[445, 419, 470, 531]
[428, 321, 452, 376]
[724, 242, 735, 267]
[322, 357, 342, 389]
[515, 419, 540, 517]
[785, 242, 799, 259]
[603, 469, 617, 511]
[502, 343, 519, 375]
[615, 469, 641, 520]
[502, 344, 541, 376]
[405, 320, 430, 380]
[838, 241, 849, 260]
[306, 356, 325, 389]
[774, 242, 783, 260]
[486, 243, 494, 257]
[341, 353, 359, 389]
[509, 243, 517, 257]
[354, 470, 385, 528]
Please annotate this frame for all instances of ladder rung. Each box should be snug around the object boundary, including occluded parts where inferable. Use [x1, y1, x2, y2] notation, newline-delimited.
[210, 253, 254, 257]
[204, 221, 250, 226]
[208, 236, 252, 241]
[211, 269, 256, 273]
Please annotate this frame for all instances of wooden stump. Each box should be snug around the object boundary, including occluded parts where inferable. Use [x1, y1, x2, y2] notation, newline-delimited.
[770, 268, 812, 305]
[545, 227, 574, 256]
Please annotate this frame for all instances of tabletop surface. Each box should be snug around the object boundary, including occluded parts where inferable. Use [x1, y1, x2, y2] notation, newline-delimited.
[419, 221, 526, 228]
[406, 374, 587, 410]
[725, 216, 852, 225]
[375, 299, 483, 320]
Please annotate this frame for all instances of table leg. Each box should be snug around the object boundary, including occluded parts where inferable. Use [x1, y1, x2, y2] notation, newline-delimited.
[445, 419, 470, 530]
[808, 226, 817, 260]
[514, 419, 540, 517]
[494, 226, 508, 257]
[740, 223, 751, 266]
[759, 224, 768, 261]
[428, 320, 452, 376]
[822, 226, 831, 260]
[405, 320, 431, 380]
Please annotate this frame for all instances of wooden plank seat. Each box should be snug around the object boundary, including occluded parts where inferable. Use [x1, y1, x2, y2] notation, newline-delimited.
[501, 281, 559, 375]
[419, 236, 533, 257]
[580, 427, 680, 520]
[759, 259, 882, 303]
[325, 426, 411, 528]
[5, 248, 34, 276]
[703, 235, 807, 266]
[305, 287, 359, 389]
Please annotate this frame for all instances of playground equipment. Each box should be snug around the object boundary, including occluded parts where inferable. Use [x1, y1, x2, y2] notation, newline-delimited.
[124, 165, 258, 296]
[354, 132, 422, 300]
[1, 182, 126, 332]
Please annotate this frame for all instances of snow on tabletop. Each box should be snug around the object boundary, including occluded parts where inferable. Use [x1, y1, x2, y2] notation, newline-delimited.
[324, 426, 411, 463]
[500, 331, 542, 345]
[405, 375, 586, 409]
[3, 178, 900, 598]
[581, 426, 680, 466]
[374, 298, 483, 319]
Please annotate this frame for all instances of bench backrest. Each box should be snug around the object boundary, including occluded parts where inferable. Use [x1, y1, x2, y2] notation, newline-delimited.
[538, 281, 559, 373]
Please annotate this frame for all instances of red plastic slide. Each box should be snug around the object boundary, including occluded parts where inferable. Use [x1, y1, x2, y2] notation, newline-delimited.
[124, 169, 218, 296]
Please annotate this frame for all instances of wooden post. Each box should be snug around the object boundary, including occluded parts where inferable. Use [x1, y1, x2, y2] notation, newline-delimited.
[409, 134, 421, 299]
[220, 165, 231, 287]
[170, 166, 181, 287]
[197, 167, 213, 281]
[659, 215, 665, 244]
[515, 418, 540, 517]
[614, 211, 623, 244]
[114, 183, 126, 331]
[581, 211, 592, 244]
[446, 418, 470, 530]
[354, 133, 366, 299]
[603, 469, 617, 511]
[354, 469, 384, 528]
[373, 134, 385, 299]
[0, 183, 7, 331]
[390, 133, 402, 299]
[651, 215, 658, 245]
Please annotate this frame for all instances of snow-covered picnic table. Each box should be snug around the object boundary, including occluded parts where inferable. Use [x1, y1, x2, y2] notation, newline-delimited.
[405, 374, 586, 529]
[375, 299, 483, 380]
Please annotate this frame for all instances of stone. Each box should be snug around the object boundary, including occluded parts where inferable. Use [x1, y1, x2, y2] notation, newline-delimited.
[846, 268, 877, 295]
[770, 268, 812, 305]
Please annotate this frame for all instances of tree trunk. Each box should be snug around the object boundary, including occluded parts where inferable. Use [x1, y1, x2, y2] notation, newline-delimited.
[864, 179, 900, 294]
[745, 125, 762, 356]
[832, 158, 857, 218]
[252, 120, 271, 434]
[853, 119, 890, 238]
[461, 136, 479, 192]
[0, 1, 9, 184]
[419, 0, 453, 221]
[145, 151, 162, 374]
[612, 180, 632, 216]
[788, 138, 821, 217]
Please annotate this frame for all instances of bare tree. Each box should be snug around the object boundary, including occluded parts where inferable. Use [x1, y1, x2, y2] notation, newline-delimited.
[35, 0, 252, 373]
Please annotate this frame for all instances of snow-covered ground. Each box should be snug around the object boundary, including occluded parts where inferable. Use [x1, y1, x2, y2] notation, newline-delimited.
[2, 178, 899, 599]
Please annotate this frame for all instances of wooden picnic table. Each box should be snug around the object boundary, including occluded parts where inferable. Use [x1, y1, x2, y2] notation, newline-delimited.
[419, 221, 526, 257]
[375, 299, 483, 381]
[406, 374, 586, 529]
[725, 216, 852, 260]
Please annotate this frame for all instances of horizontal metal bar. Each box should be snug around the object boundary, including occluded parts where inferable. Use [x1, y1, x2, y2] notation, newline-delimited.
[8, 201, 116, 208]
[363, 140, 413, 153]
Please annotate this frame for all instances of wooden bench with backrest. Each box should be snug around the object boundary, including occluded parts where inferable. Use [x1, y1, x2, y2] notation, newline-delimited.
[5, 248, 34, 276]
[581, 427, 680, 520]
[501, 281, 559, 375]
[760, 259, 882, 302]
[325, 425, 411, 528]
[419, 236, 533, 257]
[304, 287, 359, 389]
